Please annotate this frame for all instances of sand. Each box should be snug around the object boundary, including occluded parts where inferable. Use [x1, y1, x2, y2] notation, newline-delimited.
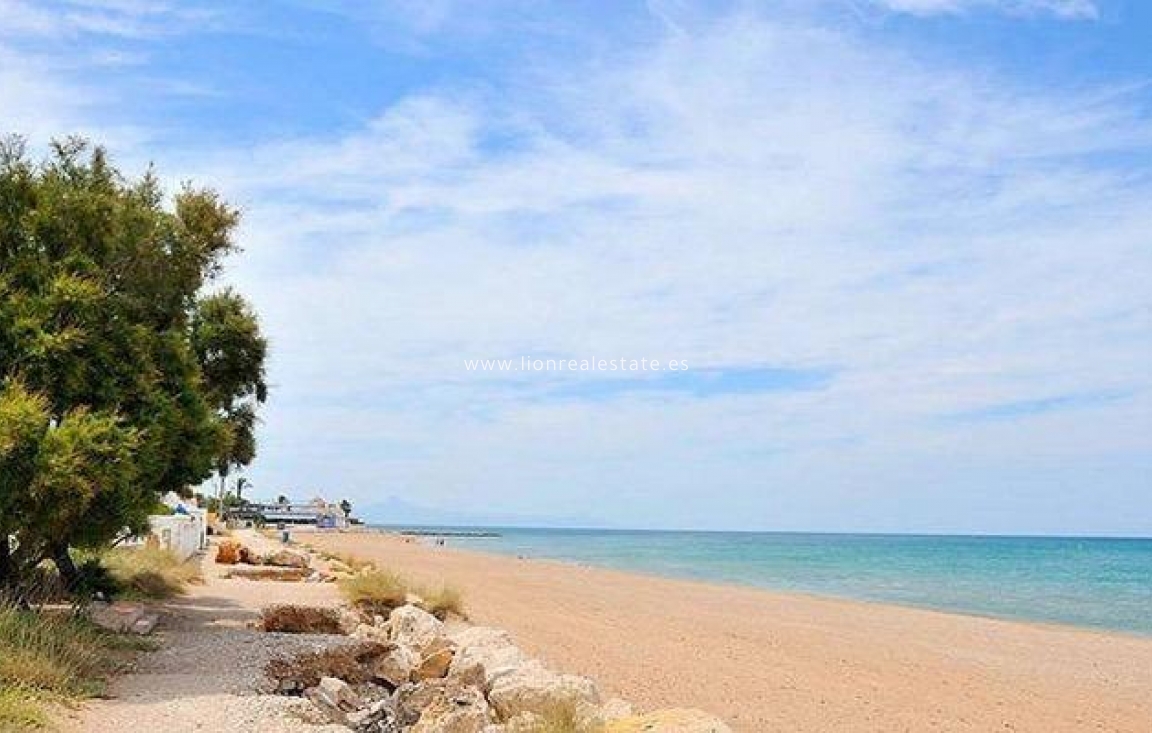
[304, 529, 1152, 733]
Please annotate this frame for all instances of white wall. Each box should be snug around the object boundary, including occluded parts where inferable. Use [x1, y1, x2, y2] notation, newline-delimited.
[144, 510, 206, 560]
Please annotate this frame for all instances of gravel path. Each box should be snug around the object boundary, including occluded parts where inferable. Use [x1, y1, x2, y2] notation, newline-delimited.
[60, 531, 351, 733]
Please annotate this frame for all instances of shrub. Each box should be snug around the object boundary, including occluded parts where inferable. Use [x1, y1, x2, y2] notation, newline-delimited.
[260, 605, 344, 634]
[101, 547, 201, 600]
[338, 569, 407, 614]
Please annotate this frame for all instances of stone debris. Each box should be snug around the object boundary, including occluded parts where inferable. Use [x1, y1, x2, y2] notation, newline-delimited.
[261, 544, 732, 733]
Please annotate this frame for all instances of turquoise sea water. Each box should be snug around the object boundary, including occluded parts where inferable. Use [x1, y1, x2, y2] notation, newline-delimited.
[375, 527, 1152, 636]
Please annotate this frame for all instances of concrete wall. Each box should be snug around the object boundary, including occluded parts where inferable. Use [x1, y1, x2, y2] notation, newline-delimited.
[143, 510, 206, 560]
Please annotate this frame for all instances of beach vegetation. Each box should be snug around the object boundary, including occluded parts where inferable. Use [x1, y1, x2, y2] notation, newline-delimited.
[523, 700, 604, 733]
[414, 583, 465, 620]
[98, 547, 201, 600]
[338, 568, 408, 614]
[0, 603, 150, 730]
[0, 136, 266, 600]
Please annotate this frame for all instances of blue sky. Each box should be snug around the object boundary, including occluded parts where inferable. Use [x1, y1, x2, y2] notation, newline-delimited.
[1, 0, 1149, 534]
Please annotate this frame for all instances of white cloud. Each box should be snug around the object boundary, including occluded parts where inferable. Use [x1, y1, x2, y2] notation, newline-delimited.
[1, 5, 1148, 531]
[868, 0, 1098, 18]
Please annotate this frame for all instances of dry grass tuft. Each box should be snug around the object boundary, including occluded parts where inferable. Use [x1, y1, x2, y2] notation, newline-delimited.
[415, 583, 465, 620]
[101, 546, 201, 600]
[523, 701, 604, 733]
[260, 605, 344, 635]
[338, 568, 408, 615]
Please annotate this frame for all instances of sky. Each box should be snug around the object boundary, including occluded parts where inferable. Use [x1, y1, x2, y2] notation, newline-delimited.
[1, 0, 1150, 535]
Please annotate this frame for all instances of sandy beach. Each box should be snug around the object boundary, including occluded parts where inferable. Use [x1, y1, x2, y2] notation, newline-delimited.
[302, 529, 1152, 733]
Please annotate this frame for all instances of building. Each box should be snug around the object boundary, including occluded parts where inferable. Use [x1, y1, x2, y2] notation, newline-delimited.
[227, 496, 349, 528]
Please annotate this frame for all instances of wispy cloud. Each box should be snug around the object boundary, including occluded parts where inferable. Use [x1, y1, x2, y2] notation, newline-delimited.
[867, 0, 1099, 18]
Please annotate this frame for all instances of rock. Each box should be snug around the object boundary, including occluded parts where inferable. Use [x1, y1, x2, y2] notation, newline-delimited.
[265, 548, 311, 568]
[215, 539, 241, 564]
[318, 675, 361, 709]
[374, 644, 421, 687]
[487, 659, 601, 722]
[387, 604, 445, 654]
[413, 645, 455, 681]
[448, 626, 526, 690]
[404, 591, 427, 607]
[601, 697, 634, 722]
[338, 607, 365, 634]
[130, 612, 160, 635]
[261, 604, 344, 634]
[226, 565, 311, 581]
[304, 676, 362, 722]
[605, 709, 734, 733]
[89, 601, 146, 633]
[396, 679, 494, 733]
[353, 623, 390, 643]
[347, 698, 402, 732]
[237, 545, 262, 565]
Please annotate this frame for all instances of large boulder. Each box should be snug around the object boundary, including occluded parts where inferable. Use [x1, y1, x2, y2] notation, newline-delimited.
[396, 679, 494, 733]
[448, 626, 526, 690]
[265, 548, 311, 568]
[486, 659, 601, 722]
[387, 604, 445, 654]
[605, 709, 733, 733]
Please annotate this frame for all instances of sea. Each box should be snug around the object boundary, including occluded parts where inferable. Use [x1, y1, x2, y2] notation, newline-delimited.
[372, 526, 1152, 636]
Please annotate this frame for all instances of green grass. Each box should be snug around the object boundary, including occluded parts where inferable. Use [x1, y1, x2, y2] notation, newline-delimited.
[100, 546, 201, 600]
[0, 604, 149, 730]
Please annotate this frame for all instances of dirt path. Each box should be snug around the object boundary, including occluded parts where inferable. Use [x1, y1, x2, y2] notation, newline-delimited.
[61, 531, 348, 733]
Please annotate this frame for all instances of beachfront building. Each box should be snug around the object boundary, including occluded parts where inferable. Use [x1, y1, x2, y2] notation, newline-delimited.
[227, 496, 349, 528]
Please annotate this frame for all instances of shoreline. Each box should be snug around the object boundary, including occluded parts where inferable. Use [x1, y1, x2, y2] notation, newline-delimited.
[349, 526, 1152, 641]
[305, 528, 1152, 732]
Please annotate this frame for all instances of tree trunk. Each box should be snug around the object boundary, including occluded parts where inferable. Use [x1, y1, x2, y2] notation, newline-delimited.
[0, 534, 13, 591]
[52, 543, 80, 592]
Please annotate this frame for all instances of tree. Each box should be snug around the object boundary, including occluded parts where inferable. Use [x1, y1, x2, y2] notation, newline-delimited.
[0, 137, 268, 594]
[339, 499, 353, 518]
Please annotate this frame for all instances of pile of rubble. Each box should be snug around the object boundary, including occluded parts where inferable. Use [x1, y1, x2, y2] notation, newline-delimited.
[264, 602, 732, 733]
[216, 540, 325, 582]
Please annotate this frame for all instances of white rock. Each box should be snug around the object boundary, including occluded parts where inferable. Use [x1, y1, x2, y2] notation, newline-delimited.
[317, 676, 360, 710]
[398, 679, 494, 733]
[388, 604, 445, 654]
[487, 659, 601, 722]
[448, 626, 526, 690]
[375, 644, 421, 687]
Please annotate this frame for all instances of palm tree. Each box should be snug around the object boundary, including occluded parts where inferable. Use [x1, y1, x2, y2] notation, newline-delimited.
[235, 477, 251, 503]
[339, 499, 353, 518]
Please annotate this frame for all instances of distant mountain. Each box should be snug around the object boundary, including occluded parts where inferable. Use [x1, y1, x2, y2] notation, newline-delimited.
[357, 495, 607, 529]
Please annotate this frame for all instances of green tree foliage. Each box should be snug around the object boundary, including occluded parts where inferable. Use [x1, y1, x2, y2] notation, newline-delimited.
[0, 137, 267, 593]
